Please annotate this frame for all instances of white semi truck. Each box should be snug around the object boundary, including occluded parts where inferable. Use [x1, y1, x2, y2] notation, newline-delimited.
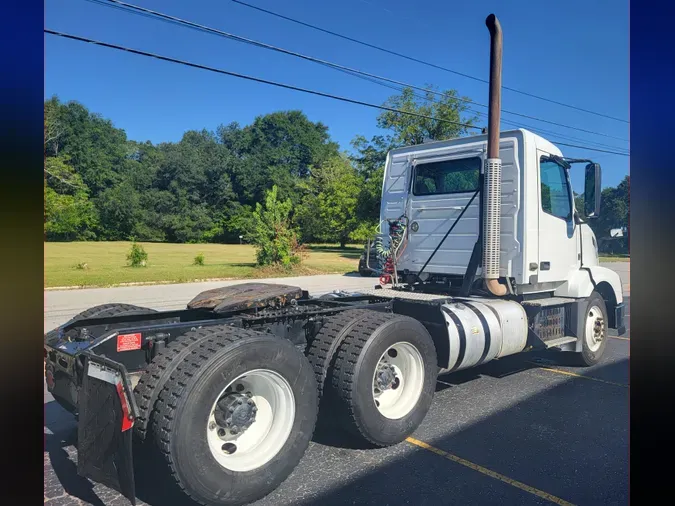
[44, 13, 625, 506]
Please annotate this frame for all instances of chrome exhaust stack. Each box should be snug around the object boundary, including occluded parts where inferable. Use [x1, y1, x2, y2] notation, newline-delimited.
[483, 14, 507, 296]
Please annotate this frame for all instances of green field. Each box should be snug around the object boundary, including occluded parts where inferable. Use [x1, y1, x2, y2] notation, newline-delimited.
[599, 255, 630, 262]
[45, 242, 363, 288]
[44, 242, 629, 289]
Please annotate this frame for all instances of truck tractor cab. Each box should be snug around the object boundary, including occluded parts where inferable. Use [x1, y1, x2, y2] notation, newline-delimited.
[374, 128, 623, 321]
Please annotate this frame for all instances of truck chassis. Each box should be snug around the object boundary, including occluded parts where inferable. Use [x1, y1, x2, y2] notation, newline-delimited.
[44, 281, 625, 506]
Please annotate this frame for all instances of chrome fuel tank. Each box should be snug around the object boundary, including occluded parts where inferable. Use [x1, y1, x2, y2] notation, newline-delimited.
[438, 298, 527, 374]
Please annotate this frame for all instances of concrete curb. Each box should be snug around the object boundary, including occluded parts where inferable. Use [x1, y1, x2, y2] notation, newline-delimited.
[44, 277, 238, 291]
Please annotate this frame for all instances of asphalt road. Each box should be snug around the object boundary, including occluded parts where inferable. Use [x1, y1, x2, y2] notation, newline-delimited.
[44, 273, 629, 506]
[44, 273, 379, 333]
[44, 263, 629, 333]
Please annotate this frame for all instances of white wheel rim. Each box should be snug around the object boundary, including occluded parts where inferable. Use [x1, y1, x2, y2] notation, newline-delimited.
[372, 342, 425, 420]
[206, 369, 295, 472]
[585, 305, 605, 352]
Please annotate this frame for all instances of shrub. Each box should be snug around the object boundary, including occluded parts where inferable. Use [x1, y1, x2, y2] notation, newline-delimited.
[249, 185, 301, 267]
[127, 240, 148, 267]
[193, 252, 205, 266]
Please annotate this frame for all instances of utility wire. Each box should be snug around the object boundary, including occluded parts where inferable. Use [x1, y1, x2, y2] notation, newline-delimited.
[44, 29, 477, 131]
[231, 0, 629, 124]
[548, 141, 628, 155]
[44, 29, 629, 157]
[86, 0, 629, 143]
[343, 67, 629, 153]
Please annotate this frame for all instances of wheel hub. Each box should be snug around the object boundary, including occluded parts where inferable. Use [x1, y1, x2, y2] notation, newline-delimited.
[593, 318, 604, 342]
[585, 305, 606, 352]
[214, 392, 257, 433]
[375, 363, 398, 391]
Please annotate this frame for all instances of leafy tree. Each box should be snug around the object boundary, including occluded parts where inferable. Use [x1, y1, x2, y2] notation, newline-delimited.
[154, 130, 236, 243]
[350, 134, 394, 178]
[249, 185, 300, 266]
[296, 155, 363, 247]
[348, 221, 380, 243]
[44, 96, 66, 156]
[575, 176, 630, 254]
[377, 86, 478, 146]
[355, 166, 384, 226]
[349, 136, 391, 234]
[45, 97, 128, 197]
[43, 155, 98, 241]
[219, 111, 339, 206]
[96, 182, 143, 241]
[43, 94, 630, 259]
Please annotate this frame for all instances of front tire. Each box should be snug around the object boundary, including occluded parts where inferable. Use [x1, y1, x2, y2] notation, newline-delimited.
[574, 291, 608, 366]
[328, 312, 437, 447]
[151, 326, 318, 506]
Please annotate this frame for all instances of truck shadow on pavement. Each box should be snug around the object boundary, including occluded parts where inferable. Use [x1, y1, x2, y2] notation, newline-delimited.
[287, 356, 629, 506]
[44, 353, 628, 506]
[44, 409, 106, 506]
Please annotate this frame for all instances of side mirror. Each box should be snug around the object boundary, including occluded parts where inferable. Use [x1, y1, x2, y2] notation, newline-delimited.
[584, 163, 601, 218]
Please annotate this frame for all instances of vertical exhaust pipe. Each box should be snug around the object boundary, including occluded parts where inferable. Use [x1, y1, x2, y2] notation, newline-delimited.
[483, 14, 507, 296]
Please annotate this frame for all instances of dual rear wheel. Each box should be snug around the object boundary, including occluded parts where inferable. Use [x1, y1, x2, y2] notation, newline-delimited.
[136, 310, 437, 506]
[310, 310, 438, 447]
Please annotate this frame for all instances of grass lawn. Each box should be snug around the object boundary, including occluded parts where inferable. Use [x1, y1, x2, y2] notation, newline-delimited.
[599, 255, 630, 262]
[45, 241, 628, 288]
[45, 242, 363, 288]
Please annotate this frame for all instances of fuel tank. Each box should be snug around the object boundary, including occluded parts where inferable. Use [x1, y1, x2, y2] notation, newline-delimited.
[438, 298, 528, 374]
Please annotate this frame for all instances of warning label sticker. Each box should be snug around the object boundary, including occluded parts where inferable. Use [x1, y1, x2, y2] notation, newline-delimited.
[117, 333, 142, 352]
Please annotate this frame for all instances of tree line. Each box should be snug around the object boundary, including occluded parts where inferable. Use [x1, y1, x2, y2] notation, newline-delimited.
[43, 86, 628, 253]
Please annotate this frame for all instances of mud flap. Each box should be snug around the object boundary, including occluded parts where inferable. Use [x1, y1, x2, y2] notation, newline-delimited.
[77, 353, 137, 505]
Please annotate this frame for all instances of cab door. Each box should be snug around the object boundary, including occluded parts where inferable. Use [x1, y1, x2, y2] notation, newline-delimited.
[537, 153, 580, 283]
[404, 154, 482, 275]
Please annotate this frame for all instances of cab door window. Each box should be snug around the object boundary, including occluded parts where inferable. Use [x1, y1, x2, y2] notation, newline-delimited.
[540, 157, 572, 221]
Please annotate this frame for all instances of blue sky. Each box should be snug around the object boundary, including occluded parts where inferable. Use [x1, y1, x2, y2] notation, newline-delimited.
[44, 0, 629, 190]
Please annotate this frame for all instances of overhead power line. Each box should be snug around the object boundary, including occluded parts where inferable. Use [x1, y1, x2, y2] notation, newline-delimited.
[341, 67, 629, 153]
[231, 0, 629, 125]
[44, 29, 629, 157]
[87, 0, 629, 144]
[43, 30, 476, 130]
[551, 142, 629, 156]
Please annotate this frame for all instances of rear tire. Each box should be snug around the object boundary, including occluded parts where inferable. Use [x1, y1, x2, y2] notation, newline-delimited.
[71, 303, 157, 320]
[45, 304, 157, 416]
[306, 309, 378, 399]
[135, 327, 221, 440]
[46, 304, 157, 342]
[150, 326, 318, 506]
[328, 313, 437, 447]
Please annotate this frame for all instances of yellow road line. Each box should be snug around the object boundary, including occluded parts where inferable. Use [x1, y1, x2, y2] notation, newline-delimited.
[610, 336, 630, 341]
[526, 362, 629, 388]
[406, 437, 576, 506]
